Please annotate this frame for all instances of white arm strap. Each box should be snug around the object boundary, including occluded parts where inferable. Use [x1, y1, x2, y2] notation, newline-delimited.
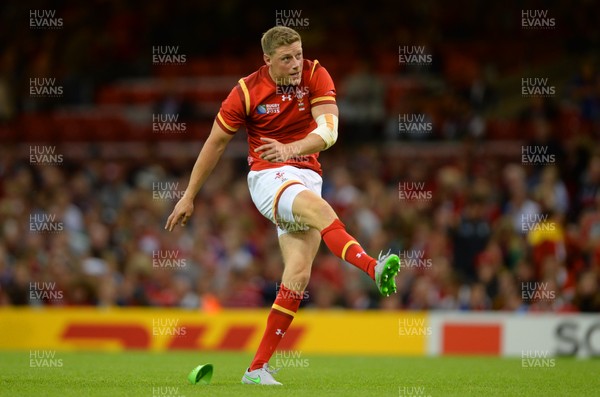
[309, 113, 338, 150]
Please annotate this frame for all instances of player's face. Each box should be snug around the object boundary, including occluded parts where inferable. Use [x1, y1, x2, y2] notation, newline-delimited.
[264, 41, 303, 86]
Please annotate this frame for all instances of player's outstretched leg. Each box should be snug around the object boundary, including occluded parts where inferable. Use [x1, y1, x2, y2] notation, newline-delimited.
[290, 190, 401, 296]
[320, 219, 401, 296]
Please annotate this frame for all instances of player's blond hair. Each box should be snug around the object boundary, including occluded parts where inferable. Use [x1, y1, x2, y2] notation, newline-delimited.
[261, 26, 301, 55]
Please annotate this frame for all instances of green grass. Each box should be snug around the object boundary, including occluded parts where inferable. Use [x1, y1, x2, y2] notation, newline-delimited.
[1, 351, 599, 397]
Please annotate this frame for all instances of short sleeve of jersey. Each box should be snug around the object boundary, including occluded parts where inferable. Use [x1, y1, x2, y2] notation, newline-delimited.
[309, 62, 336, 107]
[216, 84, 246, 134]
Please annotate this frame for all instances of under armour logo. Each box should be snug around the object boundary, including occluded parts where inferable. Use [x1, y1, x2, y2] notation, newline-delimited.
[356, 251, 366, 258]
[281, 94, 292, 101]
[276, 329, 286, 336]
[275, 172, 286, 181]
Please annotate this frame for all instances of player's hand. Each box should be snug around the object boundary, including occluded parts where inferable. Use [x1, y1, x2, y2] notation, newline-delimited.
[255, 138, 298, 162]
[164, 196, 194, 231]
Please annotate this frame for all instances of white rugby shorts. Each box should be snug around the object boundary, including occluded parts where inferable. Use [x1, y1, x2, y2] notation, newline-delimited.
[247, 165, 323, 236]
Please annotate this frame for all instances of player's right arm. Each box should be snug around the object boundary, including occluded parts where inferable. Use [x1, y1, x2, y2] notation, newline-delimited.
[164, 121, 234, 231]
[166, 78, 246, 231]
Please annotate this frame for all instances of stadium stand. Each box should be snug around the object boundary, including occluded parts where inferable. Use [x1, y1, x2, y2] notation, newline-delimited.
[0, 0, 599, 312]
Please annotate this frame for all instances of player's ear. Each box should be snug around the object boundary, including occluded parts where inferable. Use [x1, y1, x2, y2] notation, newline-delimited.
[263, 53, 271, 67]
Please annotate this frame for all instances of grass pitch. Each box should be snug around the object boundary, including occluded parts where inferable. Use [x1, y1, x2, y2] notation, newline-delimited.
[1, 351, 598, 396]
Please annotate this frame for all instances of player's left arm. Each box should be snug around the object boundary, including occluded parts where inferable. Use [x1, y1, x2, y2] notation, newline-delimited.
[256, 103, 339, 162]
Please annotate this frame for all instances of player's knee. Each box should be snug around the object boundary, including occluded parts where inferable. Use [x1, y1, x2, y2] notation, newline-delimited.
[310, 198, 336, 227]
[294, 192, 335, 227]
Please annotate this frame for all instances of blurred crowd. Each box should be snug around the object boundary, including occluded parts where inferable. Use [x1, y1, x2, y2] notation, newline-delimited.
[0, 137, 599, 312]
[1, 1, 600, 312]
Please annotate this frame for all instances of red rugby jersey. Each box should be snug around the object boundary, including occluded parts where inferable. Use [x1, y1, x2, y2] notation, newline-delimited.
[215, 59, 336, 175]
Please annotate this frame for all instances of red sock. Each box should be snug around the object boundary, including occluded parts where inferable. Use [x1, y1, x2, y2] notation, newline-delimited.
[320, 219, 376, 279]
[249, 284, 303, 371]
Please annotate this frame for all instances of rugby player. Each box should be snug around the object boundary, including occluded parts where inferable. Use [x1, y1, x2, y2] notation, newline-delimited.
[165, 26, 400, 385]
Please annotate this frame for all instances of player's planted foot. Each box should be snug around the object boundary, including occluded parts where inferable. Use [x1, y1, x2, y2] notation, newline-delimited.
[374, 250, 401, 297]
[241, 363, 282, 385]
